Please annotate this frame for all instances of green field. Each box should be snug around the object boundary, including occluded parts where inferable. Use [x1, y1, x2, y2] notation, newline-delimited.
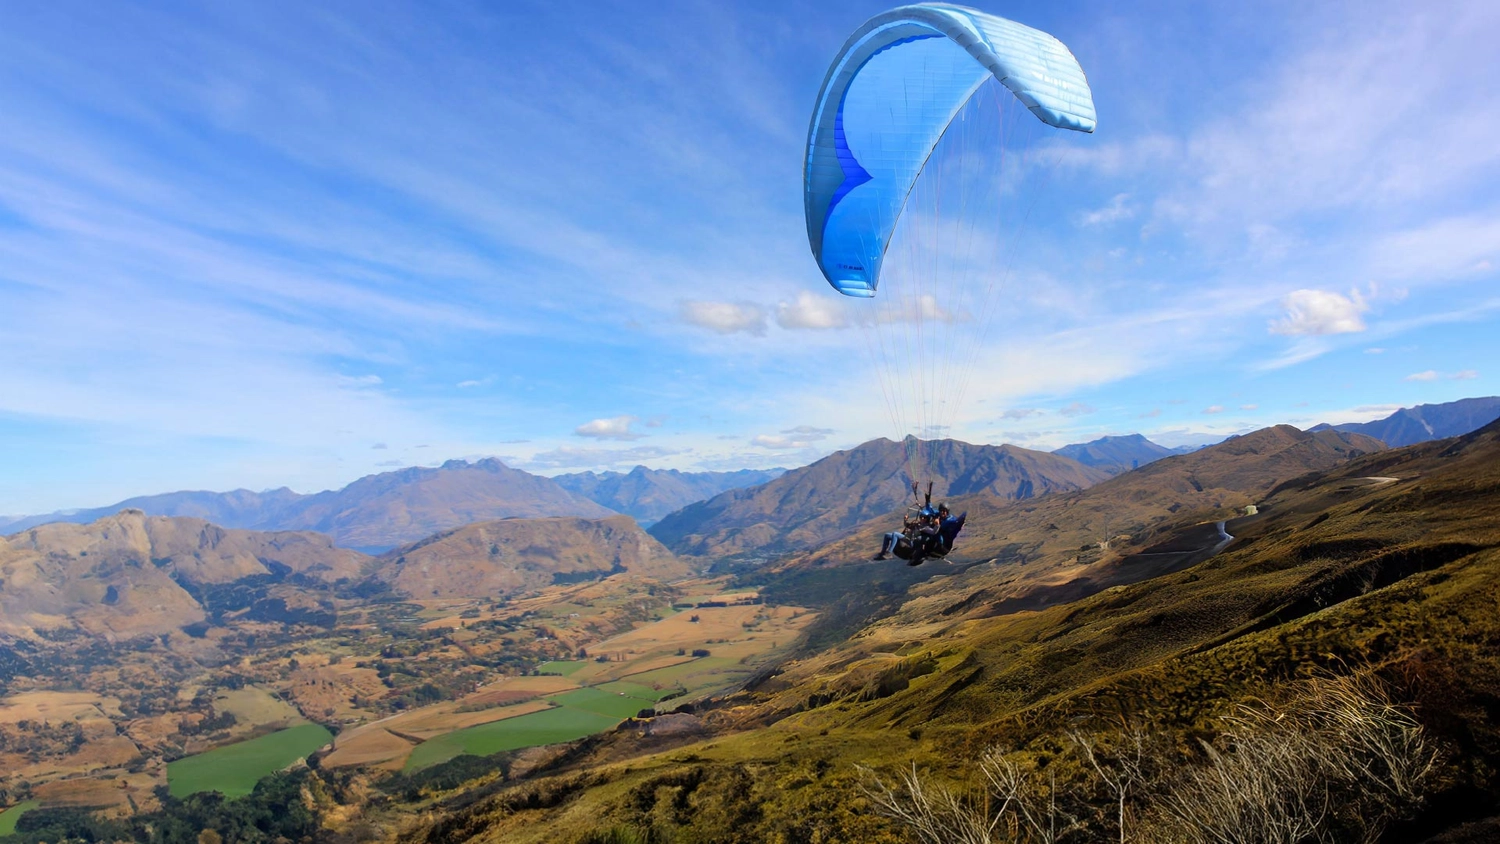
[167, 723, 333, 798]
[535, 660, 589, 676]
[546, 687, 656, 719]
[404, 705, 620, 771]
[594, 680, 677, 701]
[0, 801, 39, 836]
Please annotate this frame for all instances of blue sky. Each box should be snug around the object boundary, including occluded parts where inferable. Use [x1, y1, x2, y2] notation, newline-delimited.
[2, 0, 1497, 514]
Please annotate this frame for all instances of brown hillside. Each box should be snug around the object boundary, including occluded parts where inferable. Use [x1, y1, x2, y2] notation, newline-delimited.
[648, 437, 1108, 558]
[801, 425, 1383, 582]
[0, 511, 369, 639]
[268, 458, 616, 551]
[380, 515, 689, 600]
[400, 427, 1500, 844]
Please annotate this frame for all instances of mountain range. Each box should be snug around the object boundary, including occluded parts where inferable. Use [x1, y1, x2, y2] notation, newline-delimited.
[0, 462, 780, 552]
[1051, 432, 1193, 475]
[1311, 395, 1500, 447]
[0, 510, 684, 640]
[798, 426, 1386, 592]
[399, 420, 1500, 842]
[0, 459, 617, 553]
[648, 437, 1111, 558]
[5, 397, 1496, 558]
[7, 413, 1500, 842]
[551, 466, 784, 523]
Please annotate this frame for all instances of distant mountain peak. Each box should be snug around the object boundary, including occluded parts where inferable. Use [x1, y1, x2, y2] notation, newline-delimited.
[1313, 396, 1500, 448]
[1053, 432, 1178, 476]
[3, 456, 609, 551]
[551, 466, 786, 523]
[648, 437, 1107, 558]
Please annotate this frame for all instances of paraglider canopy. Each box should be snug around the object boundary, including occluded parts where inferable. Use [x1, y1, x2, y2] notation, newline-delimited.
[804, 3, 1096, 296]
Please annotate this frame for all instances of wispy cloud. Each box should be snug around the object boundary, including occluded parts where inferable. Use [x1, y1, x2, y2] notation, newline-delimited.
[751, 425, 834, 449]
[679, 300, 767, 336]
[1405, 369, 1479, 382]
[1078, 193, 1135, 226]
[776, 291, 849, 330]
[2, 1, 1498, 512]
[523, 445, 683, 471]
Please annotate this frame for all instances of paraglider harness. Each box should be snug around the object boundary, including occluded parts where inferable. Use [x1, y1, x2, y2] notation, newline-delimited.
[899, 482, 952, 565]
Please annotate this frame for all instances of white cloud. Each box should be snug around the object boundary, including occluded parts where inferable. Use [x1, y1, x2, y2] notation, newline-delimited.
[1001, 430, 1045, 442]
[1137, 408, 1162, 419]
[885, 293, 962, 325]
[751, 434, 807, 449]
[574, 415, 645, 441]
[782, 425, 834, 437]
[679, 300, 767, 336]
[776, 291, 848, 330]
[1270, 289, 1369, 336]
[1407, 369, 1480, 382]
[751, 425, 833, 450]
[1079, 193, 1135, 226]
[456, 376, 495, 389]
[1001, 407, 1043, 420]
[1240, 404, 1258, 411]
[1203, 405, 1226, 414]
[524, 445, 683, 470]
[1058, 402, 1096, 418]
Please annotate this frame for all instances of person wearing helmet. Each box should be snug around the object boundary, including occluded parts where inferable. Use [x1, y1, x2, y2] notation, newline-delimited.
[933, 504, 966, 556]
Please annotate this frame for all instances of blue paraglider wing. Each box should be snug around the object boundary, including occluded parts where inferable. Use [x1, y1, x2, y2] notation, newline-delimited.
[804, 3, 1096, 297]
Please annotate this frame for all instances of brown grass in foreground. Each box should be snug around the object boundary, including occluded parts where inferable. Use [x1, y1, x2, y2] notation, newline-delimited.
[865, 672, 1437, 844]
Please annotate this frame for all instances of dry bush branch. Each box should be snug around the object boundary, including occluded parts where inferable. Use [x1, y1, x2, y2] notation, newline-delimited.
[865, 673, 1435, 844]
[1158, 672, 1437, 844]
[861, 751, 1079, 844]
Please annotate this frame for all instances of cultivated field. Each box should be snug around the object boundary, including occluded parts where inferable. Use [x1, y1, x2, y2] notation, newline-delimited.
[403, 706, 621, 772]
[166, 723, 333, 798]
[0, 801, 38, 835]
[545, 687, 656, 720]
[381, 589, 815, 772]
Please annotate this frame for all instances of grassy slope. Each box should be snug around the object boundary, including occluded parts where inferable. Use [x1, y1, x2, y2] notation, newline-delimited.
[395, 423, 1500, 843]
[0, 802, 39, 836]
[166, 723, 333, 798]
